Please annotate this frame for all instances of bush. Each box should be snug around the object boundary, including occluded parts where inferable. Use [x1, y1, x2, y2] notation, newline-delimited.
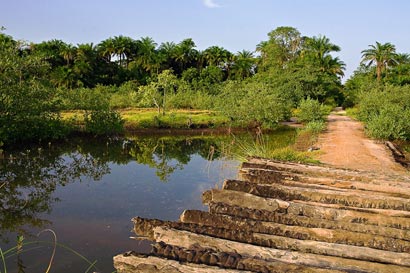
[0, 37, 69, 144]
[304, 120, 326, 133]
[84, 110, 124, 135]
[357, 85, 410, 140]
[365, 105, 410, 140]
[216, 80, 292, 128]
[296, 98, 328, 123]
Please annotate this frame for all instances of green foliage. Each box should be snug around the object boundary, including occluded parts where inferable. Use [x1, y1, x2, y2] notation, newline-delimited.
[304, 120, 326, 133]
[58, 85, 113, 110]
[296, 98, 329, 123]
[217, 80, 292, 128]
[121, 109, 229, 129]
[84, 109, 124, 135]
[230, 128, 317, 163]
[0, 34, 68, 144]
[110, 81, 142, 109]
[357, 85, 410, 140]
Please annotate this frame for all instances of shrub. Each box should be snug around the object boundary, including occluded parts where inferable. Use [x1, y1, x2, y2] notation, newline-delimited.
[365, 105, 410, 140]
[296, 97, 328, 123]
[357, 84, 410, 140]
[304, 120, 326, 133]
[84, 110, 124, 135]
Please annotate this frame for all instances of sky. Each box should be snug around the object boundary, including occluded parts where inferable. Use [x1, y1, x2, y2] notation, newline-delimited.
[2, 0, 410, 80]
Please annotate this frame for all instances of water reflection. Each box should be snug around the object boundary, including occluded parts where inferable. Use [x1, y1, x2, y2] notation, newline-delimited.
[0, 130, 295, 272]
[0, 136, 230, 240]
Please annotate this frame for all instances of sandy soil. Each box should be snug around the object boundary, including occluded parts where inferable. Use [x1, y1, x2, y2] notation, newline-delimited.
[315, 111, 406, 175]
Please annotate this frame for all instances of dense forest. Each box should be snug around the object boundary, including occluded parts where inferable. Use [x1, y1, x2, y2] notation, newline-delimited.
[1, 26, 410, 145]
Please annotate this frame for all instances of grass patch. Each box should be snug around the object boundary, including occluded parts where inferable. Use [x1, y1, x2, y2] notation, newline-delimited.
[230, 121, 325, 164]
[228, 127, 319, 164]
[62, 108, 230, 130]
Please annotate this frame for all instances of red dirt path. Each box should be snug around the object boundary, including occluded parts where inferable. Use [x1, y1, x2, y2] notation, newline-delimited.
[315, 111, 406, 175]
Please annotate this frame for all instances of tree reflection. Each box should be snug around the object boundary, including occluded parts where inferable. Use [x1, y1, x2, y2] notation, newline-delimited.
[0, 143, 111, 242]
[0, 135, 227, 240]
[127, 136, 224, 181]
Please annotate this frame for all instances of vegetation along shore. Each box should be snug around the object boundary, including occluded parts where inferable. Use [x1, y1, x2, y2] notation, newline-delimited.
[1, 26, 410, 150]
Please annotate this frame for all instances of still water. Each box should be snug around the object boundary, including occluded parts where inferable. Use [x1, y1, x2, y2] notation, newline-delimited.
[0, 130, 295, 272]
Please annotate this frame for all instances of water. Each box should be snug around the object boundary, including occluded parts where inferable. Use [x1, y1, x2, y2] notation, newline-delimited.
[0, 130, 294, 273]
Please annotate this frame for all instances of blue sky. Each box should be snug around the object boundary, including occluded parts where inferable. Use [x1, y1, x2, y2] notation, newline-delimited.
[2, 0, 410, 79]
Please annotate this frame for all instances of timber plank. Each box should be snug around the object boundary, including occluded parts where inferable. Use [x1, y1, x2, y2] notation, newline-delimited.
[153, 226, 410, 273]
[223, 179, 410, 211]
[240, 167, 410, 197]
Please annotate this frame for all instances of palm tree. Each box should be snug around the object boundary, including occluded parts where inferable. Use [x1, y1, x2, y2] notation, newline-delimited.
[97, 38, 115, 62]
[112, 36, 134, 67]
[304, 35, 341, 63]
[159, 41, 177, 71]
[322, 56, 346, 78]
[395, 53, 410, 65]
[361, 42, 397, 81]
[136, 36, 158, 75]
[60, 44, 77, 65]
[174, 38, 198, 74]
[202, 46, 231, 67]
[231, 50, 256, 79]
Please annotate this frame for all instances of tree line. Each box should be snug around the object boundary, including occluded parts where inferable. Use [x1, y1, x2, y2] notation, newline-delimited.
[2, 25, 410, 144]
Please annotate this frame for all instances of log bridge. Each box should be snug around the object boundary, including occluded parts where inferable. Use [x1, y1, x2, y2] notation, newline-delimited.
[114, 158, 410, 273]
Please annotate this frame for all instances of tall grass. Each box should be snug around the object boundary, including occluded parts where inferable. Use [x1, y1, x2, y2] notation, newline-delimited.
[224, 125, 322, 164]
[0, 230, 101, 273]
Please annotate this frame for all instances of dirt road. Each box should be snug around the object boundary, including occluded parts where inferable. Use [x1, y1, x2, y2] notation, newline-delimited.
[315, 111, 406, 174]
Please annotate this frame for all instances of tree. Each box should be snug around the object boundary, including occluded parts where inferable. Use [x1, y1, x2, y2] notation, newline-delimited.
[231, 50, 256, 80]
[0, 34, 67, 144]
[257, 26, 303, 69]
[97, 38, 116, 62]
[174, 38, 198, 74]
[60, 44, 77, 65]
[361, 42, 397, 81]
[112, 35, 134, 67]
[139, 70, 178, 115]
[135, 36, 158, 75]
[304, 35, 341, 63]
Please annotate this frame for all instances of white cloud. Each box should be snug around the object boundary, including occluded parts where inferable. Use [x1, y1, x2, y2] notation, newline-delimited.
[203, 0, 221, 8]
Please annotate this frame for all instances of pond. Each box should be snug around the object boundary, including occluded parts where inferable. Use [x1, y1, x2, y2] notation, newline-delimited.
[0, 129, 296, 273]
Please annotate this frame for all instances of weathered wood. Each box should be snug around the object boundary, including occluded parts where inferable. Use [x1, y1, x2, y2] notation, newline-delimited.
[153, 226, 410, 273]
[113, 253, 252, 273]
[244, 158, 410, 183]
[150, 242, 343, 273]
[203, 189, 410, 230]
[287, 201, 410, 229]
[293, 200, 410, 217]
[116, 157, 410, 272]
[134, 215, 410, 258]
[202, 189, 289, 212]
[208, 202, 410, 237]
[240, 167, 410, 197]
[223, 179, 410, 211]
[180, 210, 410, 250]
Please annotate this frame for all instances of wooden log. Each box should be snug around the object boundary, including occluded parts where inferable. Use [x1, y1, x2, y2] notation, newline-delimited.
[113, 253, 252, 273]
[208, 202, 410, 235]
[150, 242, 343, 273]
[240, 167, 410, 198]
[223, 179, 410, 211]
[202, 189, 289, 212]
[203, 189, 410, 230]
[244, 158, 410, 183]
[133, 215, 410, 257]
[292, 200, 410, 217]
[181, 210, 410, 250]
[153, 226, 410, 273]
[132, 217, 410, 266]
